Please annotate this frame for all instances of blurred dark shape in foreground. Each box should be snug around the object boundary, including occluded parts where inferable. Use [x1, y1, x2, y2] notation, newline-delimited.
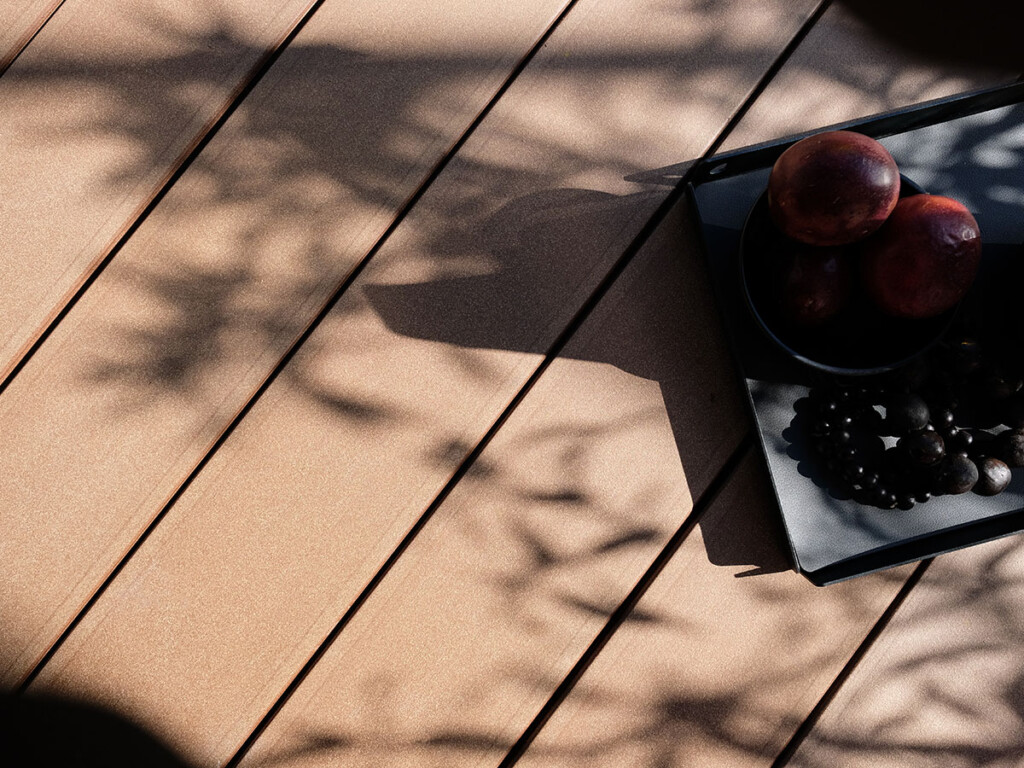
[839, 0, 1023, 72]
[0, 693, 190, 768]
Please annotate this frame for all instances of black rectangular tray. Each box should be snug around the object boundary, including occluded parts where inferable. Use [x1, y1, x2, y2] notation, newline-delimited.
[689, 82, 1024, 585]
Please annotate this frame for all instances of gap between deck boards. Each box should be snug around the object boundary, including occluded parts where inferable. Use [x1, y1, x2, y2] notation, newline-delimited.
[0, 0, 66, 76]
[0, 0, 321, 391]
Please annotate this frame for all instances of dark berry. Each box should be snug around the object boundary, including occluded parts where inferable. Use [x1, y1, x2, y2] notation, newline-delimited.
[974, 457, 1012, 496]
[900, 431, 945, 467]
[896, 493, 915, 510]
[812, 419, 833, 437]
[886, 394, 930, 435]
[932, 409, 955, 430]
[941, 454, 979, 495]
[843, 464, 866, 483]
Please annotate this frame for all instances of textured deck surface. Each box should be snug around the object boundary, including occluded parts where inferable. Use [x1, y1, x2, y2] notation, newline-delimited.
[1, 1, 1022, 766]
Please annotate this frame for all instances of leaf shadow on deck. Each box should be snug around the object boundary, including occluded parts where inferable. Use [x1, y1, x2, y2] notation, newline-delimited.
[786, 537, 1024, 768]
[4, 1, 1024, 766]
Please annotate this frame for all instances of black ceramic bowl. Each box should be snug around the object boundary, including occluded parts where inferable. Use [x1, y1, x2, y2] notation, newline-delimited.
[739, 176, 959, 376]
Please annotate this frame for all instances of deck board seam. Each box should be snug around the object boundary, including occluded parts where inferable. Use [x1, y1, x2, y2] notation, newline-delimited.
[0, 0, 324, 396]
[498, 434, 754, 768]
[0, 0, 66, 78]
[769, 558, 933, 767]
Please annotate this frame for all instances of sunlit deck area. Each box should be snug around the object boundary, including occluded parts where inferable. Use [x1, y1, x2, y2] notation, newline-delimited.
[2, 1, 1023, 766]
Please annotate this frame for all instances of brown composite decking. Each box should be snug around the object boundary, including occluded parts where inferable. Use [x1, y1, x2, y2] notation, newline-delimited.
[0, 1, 1022, 766]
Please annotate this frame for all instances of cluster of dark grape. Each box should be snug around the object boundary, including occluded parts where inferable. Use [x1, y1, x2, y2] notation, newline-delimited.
[805, 334, 1024, 510]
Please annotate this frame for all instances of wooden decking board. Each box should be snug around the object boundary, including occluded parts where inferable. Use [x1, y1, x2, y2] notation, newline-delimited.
[771, 559, 932, 767]
[236, 194, 752, 768]
[0, 0, 319, 386]
[787, 537, 1024, 768]
[509, 455, 911, 768]
[0, 0, 64, 75]
[718, 0, 1019, 153]
[0, 0, 574, 688]
[23, 0, 820, 763]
